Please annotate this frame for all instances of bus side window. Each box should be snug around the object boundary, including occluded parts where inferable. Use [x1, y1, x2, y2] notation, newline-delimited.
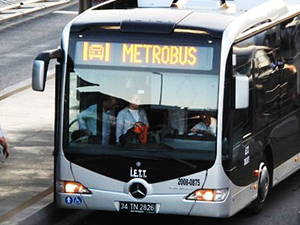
[279, 15, 300, 113]
[254, 48, 281, 130]
[231, 47, 253, 138]
[223, 47, 254, 163]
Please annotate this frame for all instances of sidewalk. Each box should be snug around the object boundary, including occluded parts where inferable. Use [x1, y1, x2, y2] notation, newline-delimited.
[0, 0, 67, 11]
[0, 0, 71, 23]
[0, 77, 55, 224]
[0, 0, 36, 9]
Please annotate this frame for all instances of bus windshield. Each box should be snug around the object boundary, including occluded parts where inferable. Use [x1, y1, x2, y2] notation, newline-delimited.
[64, 31, 221, 176]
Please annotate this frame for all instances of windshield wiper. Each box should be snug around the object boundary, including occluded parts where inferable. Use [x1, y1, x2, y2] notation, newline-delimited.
[69, 146, 198, 170]
[118, 147, 198, 170]
[155, 145, 198, 170]
[160, 151, 198, 169]
[119, 144, 199, 170]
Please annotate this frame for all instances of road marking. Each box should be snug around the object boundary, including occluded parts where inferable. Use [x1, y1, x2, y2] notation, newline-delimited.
[52, 10, 77, 14]
[4, 53, 34, 57]
[0, 186, 53, 223]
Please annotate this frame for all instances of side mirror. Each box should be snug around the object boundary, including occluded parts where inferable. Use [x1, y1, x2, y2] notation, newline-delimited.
[32, 48, 61, 92]
[234, 75, 249, 109]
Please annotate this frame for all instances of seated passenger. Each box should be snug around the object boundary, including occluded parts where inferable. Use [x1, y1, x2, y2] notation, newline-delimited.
[189, 112, 217, 136]
[116, 101, 149, 143]
[77, 96, 117, 144]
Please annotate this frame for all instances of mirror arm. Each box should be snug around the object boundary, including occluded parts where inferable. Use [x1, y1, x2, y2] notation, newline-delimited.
[36, 48, 62, 76]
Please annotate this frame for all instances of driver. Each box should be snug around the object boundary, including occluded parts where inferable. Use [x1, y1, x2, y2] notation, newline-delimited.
[189, 112, 217, 136]
[77, 96, 117, 144]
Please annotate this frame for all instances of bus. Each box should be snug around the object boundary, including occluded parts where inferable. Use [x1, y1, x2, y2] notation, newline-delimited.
[32, 0, 300, 218]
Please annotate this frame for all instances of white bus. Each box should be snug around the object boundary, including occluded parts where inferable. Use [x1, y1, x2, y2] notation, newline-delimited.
[32, 0, 300, 218]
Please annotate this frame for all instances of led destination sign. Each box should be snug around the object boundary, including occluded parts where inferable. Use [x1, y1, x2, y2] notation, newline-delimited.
[75, 41, 213, 70]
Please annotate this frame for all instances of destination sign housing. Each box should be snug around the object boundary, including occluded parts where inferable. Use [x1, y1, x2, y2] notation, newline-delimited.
[75, 41, 213, 70]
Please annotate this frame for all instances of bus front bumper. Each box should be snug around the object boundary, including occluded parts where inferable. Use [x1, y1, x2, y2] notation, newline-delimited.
[56, 188, 236, 218]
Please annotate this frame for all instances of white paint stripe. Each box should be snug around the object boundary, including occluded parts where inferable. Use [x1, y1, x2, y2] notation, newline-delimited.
[52, 10, 77, 14]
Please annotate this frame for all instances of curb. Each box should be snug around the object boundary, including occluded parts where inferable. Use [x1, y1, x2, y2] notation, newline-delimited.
[0, 70, 55, 101]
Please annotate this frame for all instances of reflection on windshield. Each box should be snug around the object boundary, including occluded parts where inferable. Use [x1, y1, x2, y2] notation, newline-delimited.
[66, 69, 219, 161]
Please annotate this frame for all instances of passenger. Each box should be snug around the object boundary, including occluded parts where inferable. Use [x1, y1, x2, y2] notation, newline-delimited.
[77, 96, 117, 144]
[0, 120, 9, 158]
[116, 99, 149, 143]
[189, 112, 217, 137]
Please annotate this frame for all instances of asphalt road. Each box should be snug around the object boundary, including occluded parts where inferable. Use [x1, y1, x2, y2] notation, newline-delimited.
[0, 1, 77, 92]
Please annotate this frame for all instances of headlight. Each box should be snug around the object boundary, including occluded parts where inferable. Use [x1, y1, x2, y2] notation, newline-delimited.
[57, 181, 91, 194]
[186, 189, 228, 202]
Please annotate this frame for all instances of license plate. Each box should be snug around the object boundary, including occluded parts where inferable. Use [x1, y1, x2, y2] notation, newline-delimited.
[119, 201, 156, 214]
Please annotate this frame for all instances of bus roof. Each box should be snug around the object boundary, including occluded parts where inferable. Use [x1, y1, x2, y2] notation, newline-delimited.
[70, 0, 300, 39]
[70, 8, 235, 38]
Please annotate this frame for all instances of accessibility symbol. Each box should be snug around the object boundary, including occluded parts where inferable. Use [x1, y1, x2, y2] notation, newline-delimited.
[74, 196, 82, 205]
[65, 196, 73, 205]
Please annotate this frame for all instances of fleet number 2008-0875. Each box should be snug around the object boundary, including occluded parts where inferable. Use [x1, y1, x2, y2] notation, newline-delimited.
[178, 178, 201, 186]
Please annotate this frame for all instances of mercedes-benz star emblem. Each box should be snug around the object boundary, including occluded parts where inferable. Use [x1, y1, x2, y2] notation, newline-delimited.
[129, 182, 147, 199]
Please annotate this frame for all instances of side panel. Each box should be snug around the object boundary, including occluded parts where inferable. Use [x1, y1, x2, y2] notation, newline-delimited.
[223, 15, 300, 188]
[190, 164, 258, 217]
[273, 153, 300, 186]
